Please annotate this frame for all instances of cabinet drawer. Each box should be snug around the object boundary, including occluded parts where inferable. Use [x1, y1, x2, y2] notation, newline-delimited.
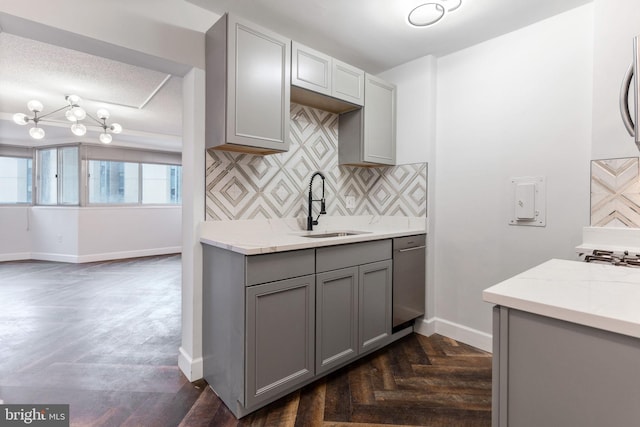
[246, 249, 315, 286]
[316, 239, 391, 273]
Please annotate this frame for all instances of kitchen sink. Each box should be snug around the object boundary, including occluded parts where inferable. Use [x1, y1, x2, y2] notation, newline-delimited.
[298, 231, 368, 238]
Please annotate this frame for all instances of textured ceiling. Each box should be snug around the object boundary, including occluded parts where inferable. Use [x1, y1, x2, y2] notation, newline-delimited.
[0, 33, 182, 150]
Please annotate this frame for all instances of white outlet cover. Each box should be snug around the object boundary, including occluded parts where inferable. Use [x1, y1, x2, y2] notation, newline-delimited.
[346, 195, 356, 210]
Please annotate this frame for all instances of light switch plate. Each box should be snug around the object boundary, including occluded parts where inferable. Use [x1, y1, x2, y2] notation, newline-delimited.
[509, 176, 546, 227]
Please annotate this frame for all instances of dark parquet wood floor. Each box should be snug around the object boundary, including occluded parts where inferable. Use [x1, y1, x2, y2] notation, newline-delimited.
[0, 256, 491, 427]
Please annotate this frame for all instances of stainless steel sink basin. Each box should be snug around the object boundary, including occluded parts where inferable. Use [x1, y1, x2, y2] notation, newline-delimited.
[299, 231, 367, 238]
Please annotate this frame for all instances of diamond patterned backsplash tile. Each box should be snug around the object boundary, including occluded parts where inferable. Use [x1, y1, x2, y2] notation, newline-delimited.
[591, 157, 640, 228]
[205, 103, 427, 221]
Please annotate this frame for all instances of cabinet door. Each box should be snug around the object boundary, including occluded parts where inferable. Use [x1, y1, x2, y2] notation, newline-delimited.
[292, 42, 332, 96]
[316, 267, 359, 375]
[227, 15, 291, 152]
[363, 74, 396, 165]
[359, 260, 392, 352]
[245, 275, 315, 408]
[332, 59, 364, 106]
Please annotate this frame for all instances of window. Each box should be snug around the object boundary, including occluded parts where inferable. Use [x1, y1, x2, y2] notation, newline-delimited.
[60, 146, 79, 204]
[7, 145, 182, 207]
[87, 161, 180, 205]
[88, 160, 139, 204]
[142, 164, 182, 204]
[38, 148, 57, 205]
[37, 146, 79, 205]
[0, 156, 32, 204]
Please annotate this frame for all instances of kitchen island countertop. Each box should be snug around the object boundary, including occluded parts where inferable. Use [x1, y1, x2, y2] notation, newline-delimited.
[199, 215, 427, 255]
[483, 258, 640, 339]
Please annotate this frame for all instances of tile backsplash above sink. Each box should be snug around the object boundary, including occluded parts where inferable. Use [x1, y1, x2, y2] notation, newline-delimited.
[205, 103, 427, 221]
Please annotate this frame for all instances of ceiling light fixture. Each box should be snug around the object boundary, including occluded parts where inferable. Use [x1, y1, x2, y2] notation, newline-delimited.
[407, 0, 463, 27]
[13, 95, 122, 144]
[86, 108, 122, 145]
[442, 0, 462, 12]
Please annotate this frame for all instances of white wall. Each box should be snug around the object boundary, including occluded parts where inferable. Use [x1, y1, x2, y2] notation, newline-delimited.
[433, 4, 593, 349]
[30, 207, 80, 262]
[378, 55, 436, 166]
[591, 0, 640, 159]
[0, 206, 31, 261]
[77, 206, 181, 262]
[1, 206, 181, 263]
[179, 68, 206, 382]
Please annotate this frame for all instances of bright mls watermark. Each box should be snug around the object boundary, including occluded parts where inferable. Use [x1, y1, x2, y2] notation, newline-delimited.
[0, 405, 69, 427]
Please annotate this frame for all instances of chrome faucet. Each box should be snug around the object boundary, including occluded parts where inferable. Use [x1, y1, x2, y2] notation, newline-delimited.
[307, 171, 326, 231]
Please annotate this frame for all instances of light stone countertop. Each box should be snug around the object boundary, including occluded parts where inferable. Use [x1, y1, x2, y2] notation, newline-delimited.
[199, 215, 427, 255]
[483, 258, 640, 339]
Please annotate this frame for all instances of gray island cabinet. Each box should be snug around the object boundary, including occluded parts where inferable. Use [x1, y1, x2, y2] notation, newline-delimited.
[484, 259, 640, 427]
[202, 239, 402, 418]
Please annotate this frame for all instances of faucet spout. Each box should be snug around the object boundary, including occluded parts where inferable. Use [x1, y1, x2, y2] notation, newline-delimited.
[307, 172, 326, 231]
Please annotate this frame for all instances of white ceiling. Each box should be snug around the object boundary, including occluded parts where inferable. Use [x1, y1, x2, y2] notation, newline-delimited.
[186, 0, 594, 73]
[0, 0, 593, 152]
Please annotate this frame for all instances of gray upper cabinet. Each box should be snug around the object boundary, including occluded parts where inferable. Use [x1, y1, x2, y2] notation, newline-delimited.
[332, 59, 365, 106]
[291, 42, 364, 114]
[291, 42, 332, 97]
[205, 14, 291, 155]
[338, 73, 397, 166]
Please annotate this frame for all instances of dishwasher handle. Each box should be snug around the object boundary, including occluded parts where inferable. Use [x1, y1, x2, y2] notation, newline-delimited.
[397, 245, 426, 253]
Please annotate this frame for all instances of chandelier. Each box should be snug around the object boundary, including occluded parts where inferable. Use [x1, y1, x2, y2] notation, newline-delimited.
[13, 94, 123, 144]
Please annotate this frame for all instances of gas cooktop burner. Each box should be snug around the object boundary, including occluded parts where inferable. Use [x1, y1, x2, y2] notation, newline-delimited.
[583, 249, 640, 267]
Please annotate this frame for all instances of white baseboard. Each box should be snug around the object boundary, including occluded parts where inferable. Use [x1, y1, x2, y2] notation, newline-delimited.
[31, 252, 81, 263]
[415, 317, 493, 353]
[0, 252, 31, 262]
[76, 247, 182, 263]
[14, 247, 181, 264]
[179, 346, 203, 382]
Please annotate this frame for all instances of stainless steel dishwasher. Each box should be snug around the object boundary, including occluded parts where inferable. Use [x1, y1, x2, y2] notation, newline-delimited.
[392, 234, 426, 331]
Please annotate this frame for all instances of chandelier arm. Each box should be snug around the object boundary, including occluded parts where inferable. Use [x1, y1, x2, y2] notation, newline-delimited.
[36, 105, 72, 121]
[83, 112, 106, 128]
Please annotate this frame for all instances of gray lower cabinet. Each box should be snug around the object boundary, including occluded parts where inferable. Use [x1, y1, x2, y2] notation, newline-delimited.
[359, 260, 393, 351]
[205, 13, 291, 155]
[316, 242, 393, 375]
[203, 239, 398, 418]
[245, 275, 315, 409]
[202, 245, 315, 418]
[316, 267, 359, 374]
